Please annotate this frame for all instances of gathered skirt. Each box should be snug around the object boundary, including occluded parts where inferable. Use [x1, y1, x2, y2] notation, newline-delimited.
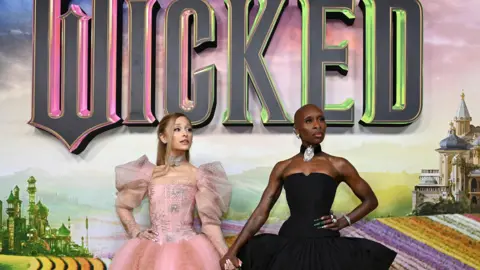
[110, 234, 221, 270]
[237, 233, 397, 270]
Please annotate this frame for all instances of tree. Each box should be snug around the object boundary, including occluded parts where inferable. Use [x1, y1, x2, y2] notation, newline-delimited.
[411, 197, 469, 216]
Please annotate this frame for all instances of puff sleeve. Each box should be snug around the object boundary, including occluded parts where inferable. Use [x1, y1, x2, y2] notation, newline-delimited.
[115, 155, 155, 238]
[195, 162, 232, 256]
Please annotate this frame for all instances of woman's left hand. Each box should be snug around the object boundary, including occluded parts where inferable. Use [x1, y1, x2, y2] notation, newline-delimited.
[313, 213, 348, 231]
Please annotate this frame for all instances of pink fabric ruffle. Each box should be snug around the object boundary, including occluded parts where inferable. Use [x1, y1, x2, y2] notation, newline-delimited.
[115, 155, 155, 210]
[196, 162, 232, 220]
[195, 162, 233, 255]
[109, 234, 222, 270]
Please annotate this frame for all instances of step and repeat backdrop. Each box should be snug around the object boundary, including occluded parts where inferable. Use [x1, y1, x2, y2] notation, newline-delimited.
[0, 0, 479, 268]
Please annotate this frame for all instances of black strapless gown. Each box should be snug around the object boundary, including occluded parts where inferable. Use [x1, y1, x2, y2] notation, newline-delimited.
[237, 173, 397, 270]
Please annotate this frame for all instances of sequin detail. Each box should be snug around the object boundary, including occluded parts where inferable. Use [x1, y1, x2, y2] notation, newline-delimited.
[147, 184, 197, 244]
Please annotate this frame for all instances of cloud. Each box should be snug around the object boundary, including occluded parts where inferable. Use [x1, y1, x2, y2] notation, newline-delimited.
[0, 37, 31, 100]
[424, 35, 479, 48]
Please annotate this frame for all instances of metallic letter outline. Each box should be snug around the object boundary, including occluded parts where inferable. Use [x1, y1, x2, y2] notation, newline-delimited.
[164, 0, 217, 127]
[29, 1, 123, 154]
[222, 0, 293, 126]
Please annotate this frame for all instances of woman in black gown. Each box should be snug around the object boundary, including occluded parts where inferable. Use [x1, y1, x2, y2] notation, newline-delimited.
[220, 104, 397, 270]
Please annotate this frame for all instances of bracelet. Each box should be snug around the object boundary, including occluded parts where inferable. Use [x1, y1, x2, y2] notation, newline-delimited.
[343, 215, 352, 226]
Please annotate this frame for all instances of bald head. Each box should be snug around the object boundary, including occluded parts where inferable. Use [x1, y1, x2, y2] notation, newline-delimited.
[293, 104, 326, 144]
[294, 104, 323, 127]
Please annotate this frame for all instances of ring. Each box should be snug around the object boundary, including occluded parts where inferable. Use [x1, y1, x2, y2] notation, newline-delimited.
[330, 214, 334, 219]
[332, 218, 337, 223]
[226, 259, 233, 270]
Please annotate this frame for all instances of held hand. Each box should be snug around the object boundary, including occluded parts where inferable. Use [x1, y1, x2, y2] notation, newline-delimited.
[136, 229, 158, 241]
[313, 214, 348, 231]
[220, 252, 242, 270]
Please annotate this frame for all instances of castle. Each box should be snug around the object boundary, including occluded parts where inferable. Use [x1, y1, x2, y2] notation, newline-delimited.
[413, 92, 480, 211]
[0, 176, 91, 256]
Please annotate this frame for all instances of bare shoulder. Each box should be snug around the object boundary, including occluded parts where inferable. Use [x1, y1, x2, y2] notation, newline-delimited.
[274, 157, 293, 173]
[323, 153, 354, 174]
[185, 163, 198, 172]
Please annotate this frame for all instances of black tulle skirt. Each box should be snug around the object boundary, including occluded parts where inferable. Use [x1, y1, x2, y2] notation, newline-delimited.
[237, 231, 396, 270]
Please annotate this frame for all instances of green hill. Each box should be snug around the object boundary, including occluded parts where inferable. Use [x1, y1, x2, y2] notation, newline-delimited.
[225, 167, 419, 221]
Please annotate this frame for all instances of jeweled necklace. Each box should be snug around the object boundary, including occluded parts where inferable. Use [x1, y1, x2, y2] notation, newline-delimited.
[167, 155, 185, 167]
[300, 144, 322, 162]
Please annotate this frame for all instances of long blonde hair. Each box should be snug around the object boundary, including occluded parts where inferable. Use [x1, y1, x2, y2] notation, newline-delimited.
[156, 113, 191, 166]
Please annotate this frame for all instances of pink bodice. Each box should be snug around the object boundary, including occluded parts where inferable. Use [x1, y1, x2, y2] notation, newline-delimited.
[148, 183, 198, 243]
[114, 155, 232, 255]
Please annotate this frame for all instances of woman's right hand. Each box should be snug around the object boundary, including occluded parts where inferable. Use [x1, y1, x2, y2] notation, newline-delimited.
[136, 229, 158, 241]
[220, 252, 242, 270]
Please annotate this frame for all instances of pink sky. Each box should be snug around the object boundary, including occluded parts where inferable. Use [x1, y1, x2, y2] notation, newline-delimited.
[1, 0, 480, 175]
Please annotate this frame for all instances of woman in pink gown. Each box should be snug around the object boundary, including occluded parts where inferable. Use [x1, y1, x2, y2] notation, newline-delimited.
[110, 113, 232, 270]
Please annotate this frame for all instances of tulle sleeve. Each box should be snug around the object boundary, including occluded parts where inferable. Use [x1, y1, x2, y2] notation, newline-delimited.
[195, 162, 232, 256]
[115, 155, 155, 238]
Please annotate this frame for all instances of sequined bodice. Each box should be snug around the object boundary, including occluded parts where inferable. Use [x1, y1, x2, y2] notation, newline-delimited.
[147, 170, 198, 244]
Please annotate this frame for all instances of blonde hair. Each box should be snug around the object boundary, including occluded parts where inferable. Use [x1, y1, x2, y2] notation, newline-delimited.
[156, 113, 191, 166]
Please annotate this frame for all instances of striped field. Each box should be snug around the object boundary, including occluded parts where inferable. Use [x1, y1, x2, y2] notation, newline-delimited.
[0, 214, 478, 269]
[0, 255, 107, 270]
[225, 214, 480, 270]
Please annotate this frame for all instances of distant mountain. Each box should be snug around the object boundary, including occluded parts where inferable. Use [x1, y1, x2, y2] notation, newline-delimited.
[0, 168, 117, 211]
[224, 166, 419, 219]
[0, 164, 419, 230]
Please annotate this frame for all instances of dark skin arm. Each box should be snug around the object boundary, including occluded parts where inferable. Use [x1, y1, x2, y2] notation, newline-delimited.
[319, 157, 378, 230]
[219, 161, 288, 268]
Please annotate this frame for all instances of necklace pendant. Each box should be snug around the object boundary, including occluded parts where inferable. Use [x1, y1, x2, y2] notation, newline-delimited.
[303, 145, 314, 162]
[168, 156, 185, 167]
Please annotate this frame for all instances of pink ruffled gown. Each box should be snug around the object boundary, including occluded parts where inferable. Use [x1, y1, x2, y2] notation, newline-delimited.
[109, 155, 232, 270]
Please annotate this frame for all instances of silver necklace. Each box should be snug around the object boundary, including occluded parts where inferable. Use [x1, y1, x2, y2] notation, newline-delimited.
[167, 155, 185, 167]
[303, 145, 315, 162]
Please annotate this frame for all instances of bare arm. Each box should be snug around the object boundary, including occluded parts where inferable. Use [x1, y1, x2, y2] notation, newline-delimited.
[227, 161, 286, 255]
[337, 157, 378, 224]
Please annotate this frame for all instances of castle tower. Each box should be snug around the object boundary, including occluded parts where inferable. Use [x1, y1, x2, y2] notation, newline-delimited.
[6, 192, 15, 218]
[36, 201, 49, 236]
[12, 186, 21, 218]
[6, 192, 15, 251]
[472, 134, 480, 165]
[454, 91, 472, 136]
[437, 121, 470, 184]
[451, 154, 463, 200]
[27, 176, 37, 227]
